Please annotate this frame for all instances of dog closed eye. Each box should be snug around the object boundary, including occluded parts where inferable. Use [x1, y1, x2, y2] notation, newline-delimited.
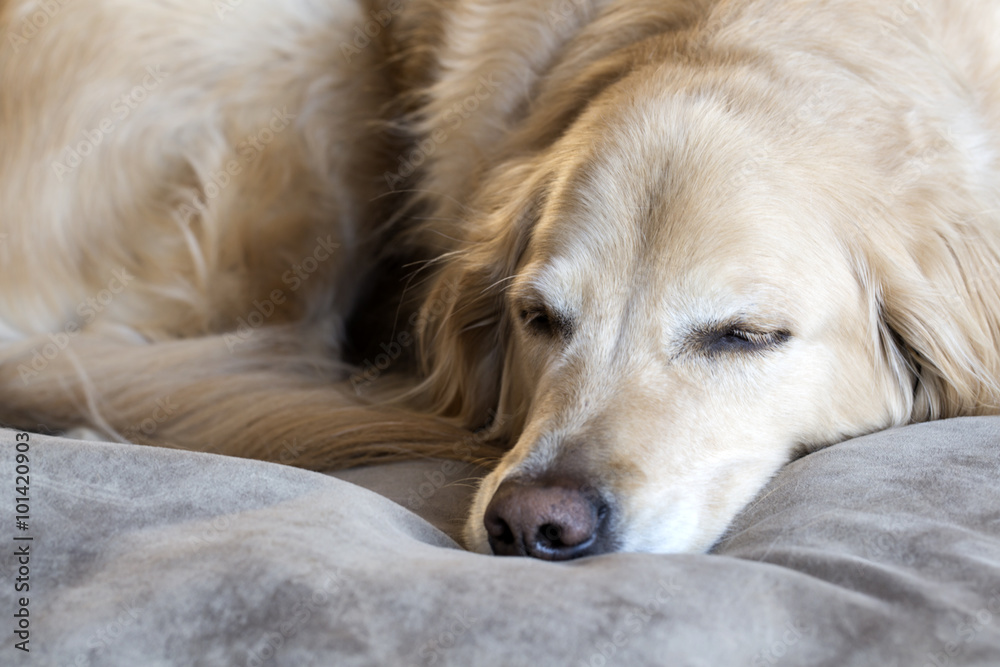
[694, 322, 791, 357]
[518, 304, 574, 339]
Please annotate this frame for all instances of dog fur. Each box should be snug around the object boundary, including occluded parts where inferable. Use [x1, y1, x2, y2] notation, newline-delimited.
[1, 0, 998, 555]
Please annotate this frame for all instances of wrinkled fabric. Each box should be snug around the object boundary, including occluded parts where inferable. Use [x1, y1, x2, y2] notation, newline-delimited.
[2, 417, 998, 666]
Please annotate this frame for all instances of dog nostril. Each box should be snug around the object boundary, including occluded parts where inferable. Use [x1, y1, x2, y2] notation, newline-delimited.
[484, 513, 515, 547]
[539, 523, 563, 547]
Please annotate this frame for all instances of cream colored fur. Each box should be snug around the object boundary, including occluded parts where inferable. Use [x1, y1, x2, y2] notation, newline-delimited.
[1, 0, 998, 554]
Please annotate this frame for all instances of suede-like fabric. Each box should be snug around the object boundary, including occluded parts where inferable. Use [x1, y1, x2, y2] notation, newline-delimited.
[2, 418, 999, 666]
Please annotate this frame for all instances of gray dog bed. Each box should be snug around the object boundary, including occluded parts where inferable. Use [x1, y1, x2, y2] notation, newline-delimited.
[2, 417, 999, 665]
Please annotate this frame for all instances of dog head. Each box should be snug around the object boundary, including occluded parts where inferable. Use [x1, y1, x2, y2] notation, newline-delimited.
[416, 51, 1000, 557]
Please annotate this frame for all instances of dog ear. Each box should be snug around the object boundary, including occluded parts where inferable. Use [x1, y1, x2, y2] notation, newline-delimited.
[864, 214, 1000, 420]
[413, 162, 546, 429]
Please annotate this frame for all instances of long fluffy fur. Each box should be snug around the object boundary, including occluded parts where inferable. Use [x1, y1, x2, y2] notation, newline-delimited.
[411, 0, 1000, 446]
[1, 0, 998, 552]
[0, 0, 491, 466]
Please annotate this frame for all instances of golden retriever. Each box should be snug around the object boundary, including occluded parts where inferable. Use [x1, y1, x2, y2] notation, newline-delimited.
[1, 0, 998, 558]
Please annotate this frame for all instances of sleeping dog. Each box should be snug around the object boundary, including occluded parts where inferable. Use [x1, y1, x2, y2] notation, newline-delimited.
[1, 0, 998, 558]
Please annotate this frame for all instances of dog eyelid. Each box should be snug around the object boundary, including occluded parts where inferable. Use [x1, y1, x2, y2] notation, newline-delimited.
[694, 322, 791, 356]
[517, 302, 573, 339]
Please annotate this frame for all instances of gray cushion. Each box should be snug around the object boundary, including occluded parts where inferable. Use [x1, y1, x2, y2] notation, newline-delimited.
[2, 417, 999, 666]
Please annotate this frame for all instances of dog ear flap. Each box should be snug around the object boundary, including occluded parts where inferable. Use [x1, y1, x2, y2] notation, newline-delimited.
[413, 163, 545, 429]
[866, 217, 1000, 420]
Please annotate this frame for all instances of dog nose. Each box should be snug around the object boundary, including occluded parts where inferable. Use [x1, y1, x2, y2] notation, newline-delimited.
[483, 478, 611, 560]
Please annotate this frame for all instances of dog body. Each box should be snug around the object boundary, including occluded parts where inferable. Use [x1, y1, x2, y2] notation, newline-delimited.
[1, 0, 998, 556]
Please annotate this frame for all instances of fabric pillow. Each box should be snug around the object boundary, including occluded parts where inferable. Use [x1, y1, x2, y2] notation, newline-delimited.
[2, 417, 998, 666]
